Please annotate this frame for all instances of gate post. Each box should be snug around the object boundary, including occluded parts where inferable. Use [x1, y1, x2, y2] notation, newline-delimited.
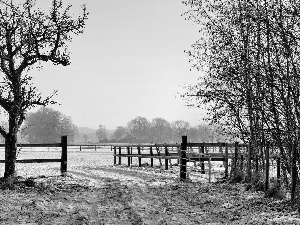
[150, 146, 153, 167]
[224, 143, 228, 178]
[200, 146, 205, 174]
[61, 136, 67, 175]
[113, 146, 116, 165]
[118, 147, 122, 165]
[127, 146, 130, 166]
[165, 146, 169, 170]
[180, 136, 187, 181]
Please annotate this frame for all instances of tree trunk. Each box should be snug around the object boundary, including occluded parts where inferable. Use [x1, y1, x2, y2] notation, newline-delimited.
[4, 134, 17, 178]
[4, 114, 19, 179]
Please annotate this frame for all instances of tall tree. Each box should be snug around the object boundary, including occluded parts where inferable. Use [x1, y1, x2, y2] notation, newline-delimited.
[182, 0, 300, 200]
[22, 107, 77, 143]
[127, 116, 150, 143]
[96, 124, 107, 141]
[0, 0, 88, 178]
[149, 118, 171, 143]
[171, 120, 190, 142]
[113, 126, 127, 141]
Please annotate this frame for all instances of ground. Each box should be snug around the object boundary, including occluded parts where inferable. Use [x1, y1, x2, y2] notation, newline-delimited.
[0, 164, 300, 225]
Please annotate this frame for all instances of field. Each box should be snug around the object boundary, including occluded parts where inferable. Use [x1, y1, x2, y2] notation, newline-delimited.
[0, 147, 299, 224]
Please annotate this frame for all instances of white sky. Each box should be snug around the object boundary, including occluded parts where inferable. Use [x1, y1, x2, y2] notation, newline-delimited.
[26, 0, 205, 130]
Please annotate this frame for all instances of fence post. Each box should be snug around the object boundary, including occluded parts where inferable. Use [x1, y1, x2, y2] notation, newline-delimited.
[113, 146, 116, 165]
[177, 145, 180, 165]
[165, 146, 169, 170]
[180, 136, 187, 181]
[137, 146, 141, 167]
[150, 147, 153, 167]
[208, 156, 211, 183]
[131, 147, 133, 164]
[200, 146, 205, 174]
[118, 147, 122, 165]
[60, 136, 67, 175]
[224, 143, 228, 178]
[127, 147, 130, 166]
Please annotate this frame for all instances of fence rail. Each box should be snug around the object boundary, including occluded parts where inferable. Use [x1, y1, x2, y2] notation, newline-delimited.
[0, 136, 68, 175]
[0, 143, 62, 148]
[112, 139, 247, 181]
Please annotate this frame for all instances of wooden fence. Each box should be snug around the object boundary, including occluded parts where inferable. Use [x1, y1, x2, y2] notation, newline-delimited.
[68, 143, 113, 151]
[112, 143, 181, 170]
[112, 136, 249, 182]
[0, 136, 68, 175]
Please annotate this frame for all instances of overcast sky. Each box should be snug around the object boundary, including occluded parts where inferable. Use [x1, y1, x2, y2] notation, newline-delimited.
[25, 0, 204, 130]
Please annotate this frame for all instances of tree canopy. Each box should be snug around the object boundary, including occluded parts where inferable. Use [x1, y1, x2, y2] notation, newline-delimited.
[182, 0, 300, 201]
[22, 107, 77, 143]
[0, 0, 88, 178]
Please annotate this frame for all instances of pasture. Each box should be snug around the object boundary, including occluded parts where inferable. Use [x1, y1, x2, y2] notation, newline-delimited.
[0, 146, 112, 178]
[0, 146, 299, 224]
[0, 145, 228, 183]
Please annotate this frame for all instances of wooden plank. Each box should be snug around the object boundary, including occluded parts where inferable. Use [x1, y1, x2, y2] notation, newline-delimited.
[208, 157, 211, 183]
[113, 154, 141, 157]
[200, 146, 205, 174]
[112, 144, 180, 148]
[118, 147, 122, 165]
[187, 143, 226, 147]
[180, 136, 187, 181]
[188, 157, 225, 162]
[190, 152, 224, 157]
[165, 147, 169, 170]
[0, 143, 62, 148]
[137, 146, 141, 167]
[224, 143, 228, 178]
[150, 147, 153, 167]
[113, 147, 116, 164]
[0, 159, 61, 163]
[140, 155, 180, 159]
[127, 147, 130, 166]
[60, 136, 67, 174]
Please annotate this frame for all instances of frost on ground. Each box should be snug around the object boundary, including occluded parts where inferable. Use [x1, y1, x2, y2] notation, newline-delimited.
[0, 148, 300, 224]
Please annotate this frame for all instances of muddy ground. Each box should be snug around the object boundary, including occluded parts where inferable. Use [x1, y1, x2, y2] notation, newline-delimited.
[0, 165, 300, 225]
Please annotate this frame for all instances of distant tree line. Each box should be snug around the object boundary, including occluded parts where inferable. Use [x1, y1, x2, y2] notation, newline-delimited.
[96, 116, 225, 144]
[0, 107, 225, 144]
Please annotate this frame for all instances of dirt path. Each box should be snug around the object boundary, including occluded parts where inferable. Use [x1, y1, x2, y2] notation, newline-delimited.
[1, 166, 300, 224]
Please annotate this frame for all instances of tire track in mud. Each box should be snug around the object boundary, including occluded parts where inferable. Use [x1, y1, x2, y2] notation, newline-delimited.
[67, 168, 147, 224]
[67, 166, 210, 224]
[66, 167, 193, 224]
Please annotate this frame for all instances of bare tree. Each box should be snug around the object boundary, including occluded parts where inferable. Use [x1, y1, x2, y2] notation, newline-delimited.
[0, 0, 88, 179]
